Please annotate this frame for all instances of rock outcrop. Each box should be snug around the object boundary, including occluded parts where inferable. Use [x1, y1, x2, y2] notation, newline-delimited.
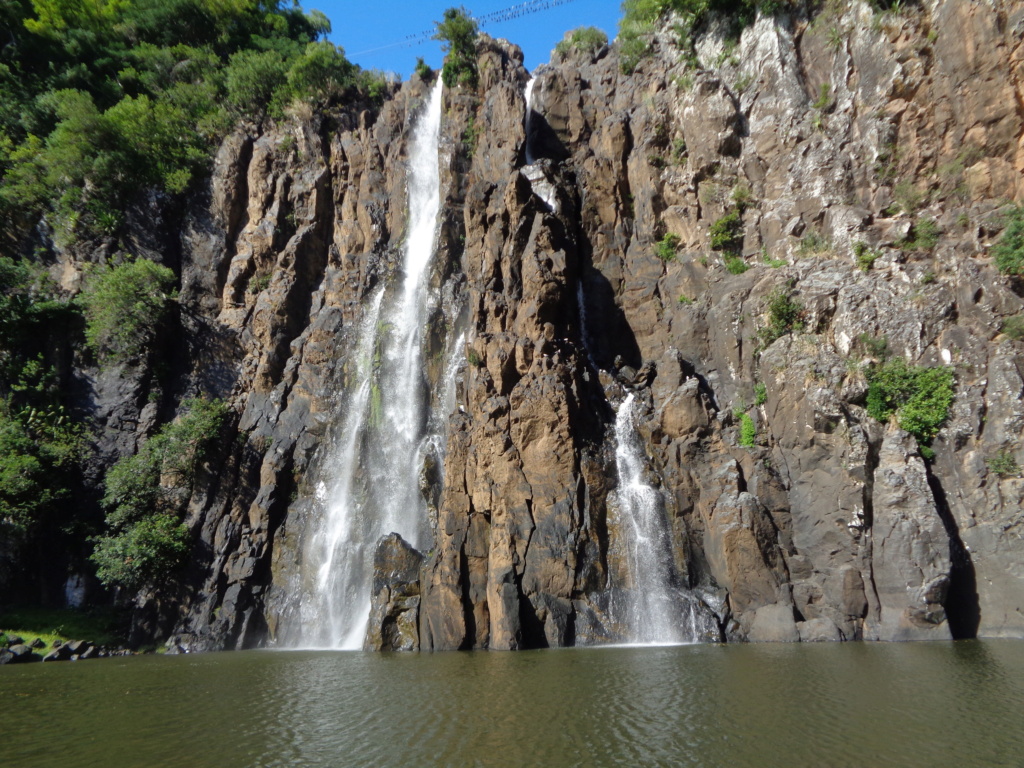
[51, 0, 1024, 649]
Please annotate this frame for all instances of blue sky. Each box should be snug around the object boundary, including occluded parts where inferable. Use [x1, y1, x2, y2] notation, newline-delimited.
[312, 0, 623, 77]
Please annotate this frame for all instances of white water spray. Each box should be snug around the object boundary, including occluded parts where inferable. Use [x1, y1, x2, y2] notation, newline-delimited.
[290, 80, 445, 649]
[612, 394, 688, 645]
[524, 76, 537, 164]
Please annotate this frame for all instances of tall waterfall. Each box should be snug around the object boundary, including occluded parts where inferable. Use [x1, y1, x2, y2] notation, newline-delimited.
[523, 76, 537, 164]
[291, 79, 445, 649]
[611, 393, 687, 645]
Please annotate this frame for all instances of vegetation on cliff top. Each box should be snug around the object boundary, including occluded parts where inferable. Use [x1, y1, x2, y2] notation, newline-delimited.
[434, 6, 479, 89]
[0, 0, 371, 247]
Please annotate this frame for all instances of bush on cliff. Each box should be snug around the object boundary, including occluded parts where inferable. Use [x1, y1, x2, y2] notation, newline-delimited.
[79, 258, 177, 367]
[554, 27, 609, 59]
[866, 359, 954, 448]
[91, 398, 228, 591]
[993, 206, 1024, 276]
[434, 7, 479, 89]
[618, 0, 802, 73]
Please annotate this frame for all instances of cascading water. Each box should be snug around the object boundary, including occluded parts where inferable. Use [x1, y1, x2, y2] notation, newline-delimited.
[610, 393, 720, 644]
[523, 76, 537, 164]
[290, 79, 445, 649]
[611, 393, 687, 644]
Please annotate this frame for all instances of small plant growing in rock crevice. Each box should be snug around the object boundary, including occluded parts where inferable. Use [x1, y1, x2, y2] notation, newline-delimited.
[759, 288, 804, 346]
[865, 359, 954, 449]
[738, 412, 756, 447]
[993, 205, 1024, 276]
[754, 382, 767, 406]
[724, 254, 749, 274]
[655, 233, 681, 262]
[986, 450, 1020, 478]
[853, 241, 882, 271]
[1001, 315, 1024, 340]
[467, 348, 483, 367]
[710, 211, 743, 252]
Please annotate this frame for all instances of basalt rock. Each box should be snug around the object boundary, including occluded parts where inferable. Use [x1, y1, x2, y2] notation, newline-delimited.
[365, 533, 424, 652]
[38, 1, 1024, 649]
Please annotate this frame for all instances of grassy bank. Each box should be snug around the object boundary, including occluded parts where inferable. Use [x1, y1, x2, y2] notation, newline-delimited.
[0, 606, 128, 649]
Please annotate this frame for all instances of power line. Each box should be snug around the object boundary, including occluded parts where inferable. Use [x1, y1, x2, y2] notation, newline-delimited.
[349, 0, 583, 58]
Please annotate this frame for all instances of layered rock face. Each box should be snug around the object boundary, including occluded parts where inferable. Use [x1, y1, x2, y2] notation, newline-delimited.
[99, 0, 1024, 649]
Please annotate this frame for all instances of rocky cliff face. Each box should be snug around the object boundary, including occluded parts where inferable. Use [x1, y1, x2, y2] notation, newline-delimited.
[79, 0, 1024, 649]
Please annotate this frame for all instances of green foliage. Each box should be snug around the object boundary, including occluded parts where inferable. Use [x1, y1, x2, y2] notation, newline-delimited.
[759, 288, 803, 346]
[467, 348, 483, 367]
[0, 605, 127, 648]
[902, 217, 940, 251]
[462, 115, 481, 154]
[865, 359, 954, 445]
[414, 57, 434, 81]
[618, 0, 800, 73]
[858, 333, 889, 360]
[0, 0, 359, 245]
[434, 7, 479, 89]
[1002, 315, 1024, 340]
[724, 254, 749, 274]
[893, 180, 926, 213]
[853, 241, 881, 271]
[739, 412, 756, 447]
[554, 26, 608, 58]
[655, 233, 681, 261]
[797, 229, 831, 255]
[986, 450, 1020, 479]
[812, 82, 833, 111]
[92, 398, 228, 591]
[993, 206, 1024, 276]
[709, 211, 743, 252]
[754, 382, 767, 406]
[79, 258, 177, 366]
[731, 184, 753, 212]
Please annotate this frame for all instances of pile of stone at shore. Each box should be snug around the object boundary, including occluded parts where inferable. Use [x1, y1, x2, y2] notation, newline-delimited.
[0, 635, 132, 664]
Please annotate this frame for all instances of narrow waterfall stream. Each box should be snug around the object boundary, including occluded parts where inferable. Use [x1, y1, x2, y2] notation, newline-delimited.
[612, 394, 687, 645]
[523, 76, 537, 164]
[291, 79, 445, 649]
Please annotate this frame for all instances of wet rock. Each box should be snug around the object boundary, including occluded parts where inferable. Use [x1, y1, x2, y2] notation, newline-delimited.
[364, 533, 424, 652]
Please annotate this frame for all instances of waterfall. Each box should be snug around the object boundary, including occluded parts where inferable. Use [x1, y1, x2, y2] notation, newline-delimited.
[611, 393, 686, 645]
[290, 79, 446, 649]
[523, 76, 537, 164]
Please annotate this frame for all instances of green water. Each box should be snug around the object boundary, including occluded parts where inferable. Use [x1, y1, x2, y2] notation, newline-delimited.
[3, 641, 1023, 768]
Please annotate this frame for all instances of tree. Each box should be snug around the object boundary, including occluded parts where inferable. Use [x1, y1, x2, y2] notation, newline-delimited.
[434, 6, 478, 88]
[79, 258, 177, 366]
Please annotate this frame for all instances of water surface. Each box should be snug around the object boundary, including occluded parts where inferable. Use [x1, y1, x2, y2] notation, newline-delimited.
[3, 641, 1023, 768]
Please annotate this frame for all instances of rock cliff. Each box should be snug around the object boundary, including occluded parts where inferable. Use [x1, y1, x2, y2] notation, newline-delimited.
[60, 0, 1024, 649]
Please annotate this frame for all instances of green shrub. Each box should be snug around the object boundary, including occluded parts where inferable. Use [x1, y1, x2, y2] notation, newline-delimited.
[993, 206, 1024, 276]
[414, 57, 434, 80]
[554, 26, 608, 58]
[710, 211, 743, 251]
[0, 0, 356, 246]
[79, 258, 177, 366]
[739, 413, 756, 447]
[655, 233, 681, 261]
[91, 398, 228, 591]
[853, 241, 881, 271]
[902, 217, 940, 251]
[865, 359, 954, 445]
[1002, 315, 1024, 340]
[986, 451, 1020, 478]
[797, 229, 831, 255]
[759, 288, 803, 346]
[467, 349, 483, 367]
[724, 254, 749, 274]
[434, 7, 478, 88]
[754, 382, 767, 406]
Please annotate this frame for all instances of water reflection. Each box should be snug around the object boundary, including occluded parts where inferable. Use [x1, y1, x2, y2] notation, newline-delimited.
[2, 642, 1024, 768]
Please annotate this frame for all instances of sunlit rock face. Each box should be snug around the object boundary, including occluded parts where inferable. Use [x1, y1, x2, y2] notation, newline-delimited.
[94, 1, 1024, 649]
